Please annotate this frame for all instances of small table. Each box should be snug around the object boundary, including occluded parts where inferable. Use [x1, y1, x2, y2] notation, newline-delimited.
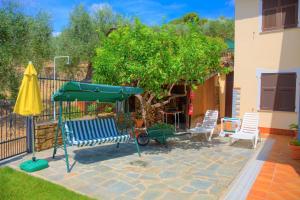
[160, 111, 182, 132]
[220, 117, 241, 137]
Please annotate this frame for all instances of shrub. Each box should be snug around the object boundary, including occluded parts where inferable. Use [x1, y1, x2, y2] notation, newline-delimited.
[290, 139, 300, 146]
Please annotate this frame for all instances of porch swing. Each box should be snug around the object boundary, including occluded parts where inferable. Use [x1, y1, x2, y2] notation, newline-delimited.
[51, 81, 143, 172]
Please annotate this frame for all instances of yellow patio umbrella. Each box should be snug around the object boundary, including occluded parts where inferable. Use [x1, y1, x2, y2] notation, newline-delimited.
[14, 61, 48, 172]
[14, 61, 43, 115]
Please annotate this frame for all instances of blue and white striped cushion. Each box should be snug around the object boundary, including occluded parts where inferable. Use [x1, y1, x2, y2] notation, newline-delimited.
[64, 118, 130, 147]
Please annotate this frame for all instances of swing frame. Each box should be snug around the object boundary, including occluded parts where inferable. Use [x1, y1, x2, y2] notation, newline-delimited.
[51, 81, 143, 172]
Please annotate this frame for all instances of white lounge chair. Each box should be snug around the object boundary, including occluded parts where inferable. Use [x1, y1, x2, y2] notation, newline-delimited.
[188, 110, 219, 141]
[230, 112, 260, 148]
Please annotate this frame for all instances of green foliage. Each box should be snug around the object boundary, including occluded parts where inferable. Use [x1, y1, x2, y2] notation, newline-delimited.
[104, 105, 113, 113]
[289, 123, 298, 130]
[54, 4, 127, 78]
[201, 17, 234, 40]
[0, 167, 93, 200]
[170, 13, 234, 40]
[92, 4, 127, 39]
[171, 12, 207, 26]
[93, 20, 227, 99]
[0, 3, 52, 98]
[54, 5, 98, 76]
[148, 123, 174, 131]
[62, 106, 82, 119]
[290, 139, 300, 146]
[87, 103, 97, 115]
[135, 111, 143, 119]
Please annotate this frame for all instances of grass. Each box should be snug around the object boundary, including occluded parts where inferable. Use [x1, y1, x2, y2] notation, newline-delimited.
[0, 167, 94, 200]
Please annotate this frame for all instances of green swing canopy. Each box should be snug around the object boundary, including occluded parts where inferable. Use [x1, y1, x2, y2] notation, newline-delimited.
[52, 81, 143, 102]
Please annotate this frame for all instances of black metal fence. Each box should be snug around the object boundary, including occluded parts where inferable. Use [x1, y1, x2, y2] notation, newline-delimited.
[0, 100, 27, 161]
[37, 76, 97, 122]
[0, 76, 107, 161]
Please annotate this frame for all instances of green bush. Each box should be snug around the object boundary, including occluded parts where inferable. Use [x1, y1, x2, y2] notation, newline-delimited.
[290, 139, 300, 146]
[148, 123, 174, 131]
[87, 103, 97, 115]
[104, 105, 113, 113]
[62, 106, 82, 119]
[289, 123, 298, 130]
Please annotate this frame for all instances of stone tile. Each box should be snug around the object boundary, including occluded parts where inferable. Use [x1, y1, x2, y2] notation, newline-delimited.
[182, 186, 198, 193]
[161, 191, 192, 200]
[159, 171, 177, 179]
[142, 190, 164, 200]
[126, 172, 140, 179]
[190, 179, 213, 190]
[7, 136, 258, 200]
[191, 194, 216, 200]
[107, 181, 133, 193]
[123, 189, 142, 199]
[148, 183, 167, 190]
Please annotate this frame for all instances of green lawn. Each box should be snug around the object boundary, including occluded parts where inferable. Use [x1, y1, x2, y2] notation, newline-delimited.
[0, 167, 93, 200]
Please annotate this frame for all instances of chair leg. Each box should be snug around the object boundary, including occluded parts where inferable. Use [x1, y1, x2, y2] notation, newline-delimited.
[116, 142, 120, 148]
[253, 136, 258, 149]
[208, 130, 214, 141]
[230, 137, 236, 145]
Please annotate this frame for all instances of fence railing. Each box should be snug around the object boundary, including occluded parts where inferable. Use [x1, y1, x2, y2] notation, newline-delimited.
[0, 100, 27, 161]
[2, 76, 121, 124]
[37, 76, 100, 122]
[38, 77, 81, 122]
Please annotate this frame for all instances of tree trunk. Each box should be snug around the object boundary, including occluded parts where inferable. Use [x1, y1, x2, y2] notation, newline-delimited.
[135, 83, 187, 127]
[83, 62, 93, 82]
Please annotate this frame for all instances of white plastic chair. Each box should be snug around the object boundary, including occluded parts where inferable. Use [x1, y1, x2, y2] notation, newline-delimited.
[188, 110, 219, 141]
[230, 112, 260, 148]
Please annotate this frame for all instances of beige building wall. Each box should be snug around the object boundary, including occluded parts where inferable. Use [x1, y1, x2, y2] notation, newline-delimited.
[235, 0, 300, 129]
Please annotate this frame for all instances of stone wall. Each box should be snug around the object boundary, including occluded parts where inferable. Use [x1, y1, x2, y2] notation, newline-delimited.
[35, 122, 62, 152]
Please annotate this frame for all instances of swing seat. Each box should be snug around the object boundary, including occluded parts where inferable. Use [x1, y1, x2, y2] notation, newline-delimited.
[64, 117, 131, 147]
[52, 81, 143, 172]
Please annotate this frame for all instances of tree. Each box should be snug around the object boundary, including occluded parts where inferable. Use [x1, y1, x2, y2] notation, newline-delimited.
[201, 17, 234, 40]
[54, 5, 98, 78]
[170, 12, 207, 26]
[170, 13, 234, 40]
[93, 20, 228, 125]
[92, 4, 126, 38]
[0, 2, 52, 98]
[55, 4, 127, 79]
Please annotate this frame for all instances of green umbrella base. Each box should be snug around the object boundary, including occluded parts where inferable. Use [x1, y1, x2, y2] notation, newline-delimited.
[20, 159, 49, 172]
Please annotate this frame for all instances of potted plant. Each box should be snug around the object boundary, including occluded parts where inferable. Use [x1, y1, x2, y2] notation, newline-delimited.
[289, 123, 298, 138]
[135, 112, 144, 128]
[289, 123, 300, 160]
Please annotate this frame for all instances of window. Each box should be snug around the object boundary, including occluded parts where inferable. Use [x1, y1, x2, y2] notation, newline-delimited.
[262, 0, 299, 31]
[260, 73, 296, 111]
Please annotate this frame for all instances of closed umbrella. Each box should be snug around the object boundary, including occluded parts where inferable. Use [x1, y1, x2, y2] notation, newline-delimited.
[14, 61, 48, 172]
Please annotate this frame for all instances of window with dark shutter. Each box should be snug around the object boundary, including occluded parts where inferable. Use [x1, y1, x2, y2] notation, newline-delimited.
[262, 0, 298, 31]
[260, 73, 296, 112]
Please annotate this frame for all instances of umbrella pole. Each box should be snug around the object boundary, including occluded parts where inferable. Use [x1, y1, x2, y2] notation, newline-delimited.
[31, 116, 36, 161]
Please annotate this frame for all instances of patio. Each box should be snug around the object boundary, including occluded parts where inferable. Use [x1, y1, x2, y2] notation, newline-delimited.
[8, 136, 258, 200]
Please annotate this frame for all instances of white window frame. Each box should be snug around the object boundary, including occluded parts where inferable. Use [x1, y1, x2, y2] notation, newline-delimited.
[258, 0, 300, 32]
[256, 68, 300, 112]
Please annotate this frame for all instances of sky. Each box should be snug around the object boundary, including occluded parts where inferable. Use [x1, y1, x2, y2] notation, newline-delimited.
[5, 0, 235, 35]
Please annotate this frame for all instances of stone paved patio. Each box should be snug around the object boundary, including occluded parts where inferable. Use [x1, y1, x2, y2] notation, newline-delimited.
[9, 136, 259, 200]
